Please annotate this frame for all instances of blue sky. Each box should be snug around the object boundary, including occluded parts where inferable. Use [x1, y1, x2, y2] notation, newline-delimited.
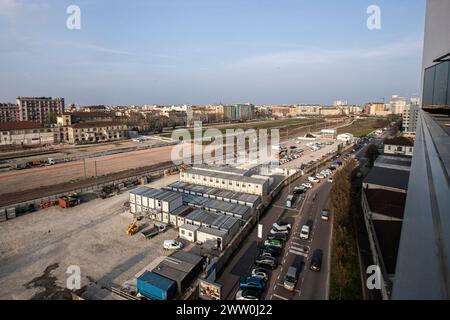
[0, 0, 426, 105]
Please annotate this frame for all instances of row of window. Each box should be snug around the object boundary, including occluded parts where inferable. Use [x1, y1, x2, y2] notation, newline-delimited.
[181, 173, 260, 189]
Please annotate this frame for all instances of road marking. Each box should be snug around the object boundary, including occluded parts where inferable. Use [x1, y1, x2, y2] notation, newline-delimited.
[289, 249, 308, 257]
[290, 245, 309, 253]
[272, 293, 289, 300]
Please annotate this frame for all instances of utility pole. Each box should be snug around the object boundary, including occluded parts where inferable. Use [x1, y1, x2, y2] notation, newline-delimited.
[83, 158, 87, 179]
[94, 160, 97, 178]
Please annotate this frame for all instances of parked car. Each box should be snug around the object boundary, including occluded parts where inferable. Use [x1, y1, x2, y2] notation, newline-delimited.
[269, 228, 289, 235]
[302, 183, 313, 189]
[327, 177, 333, 183]
[163, 240, 183, 250]
[293, 186, 306, 194]
[300, 225, 310, 240]
[308, 176, 320, 183]
[251, 268, 270, 281]
[255, 255, 278, 269]
[267, 233, 288, 242]
[239, 276, 266, 292]
[316, 174, 325, 179]
[321, 209, 330, 221]
[260, 245, 282, 257]
[236, 289, 261, 300]
[310, 249, 323, 271]
[264, 239, 283, 248]
[273, 221, 291, 231]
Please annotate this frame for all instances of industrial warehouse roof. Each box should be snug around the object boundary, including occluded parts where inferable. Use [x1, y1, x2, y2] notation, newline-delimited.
[184, 168, 267, 184]
[179, 223, 200, 232]
[185, 209, 218, 226]
[130, 187, 182, 203]
[363, 167, 410, 191]
[169, 251, 203, 267]
[166, 181, 260, 207]
[182, 194, 251, 219]
[169, 205, 193, 217]
[197, 226, 228, 238]
[192, 164, 250, 176]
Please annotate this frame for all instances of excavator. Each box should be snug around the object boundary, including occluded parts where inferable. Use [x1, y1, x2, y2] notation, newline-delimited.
[125, 218, 140, 235]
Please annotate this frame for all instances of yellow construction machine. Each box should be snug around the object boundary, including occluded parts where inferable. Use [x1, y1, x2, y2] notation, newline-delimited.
[125, 218, 139, 235]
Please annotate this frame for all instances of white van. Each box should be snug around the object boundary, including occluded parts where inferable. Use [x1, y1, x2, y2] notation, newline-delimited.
[163, 240, 183, 250]
[283, 266, 298, 291]
[300, 225, 310, 240]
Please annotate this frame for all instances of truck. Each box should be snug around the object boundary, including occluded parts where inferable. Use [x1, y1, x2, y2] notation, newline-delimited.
[286, 195, 295, 208]
[141, 223, 168, 239]
[136, 271, 177, 300]
[14, 162, 30, 170]
[58, 195, 81, 208]
[48, 157, 64, 165]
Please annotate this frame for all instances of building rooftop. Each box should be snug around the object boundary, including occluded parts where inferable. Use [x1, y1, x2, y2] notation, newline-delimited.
[374, 155, 412, 172]
[0, 121, 44, 131]
[372, 220, 403, 275]
[192, 164, 250, 176]
[363, 167, 410, 191]
[383, 136, 415, 147]
[179, 223, 200, 232]
[364, 189, 406, 219]
[185, 168, 267, 184]
[197, 226, 228, 238]
[71, 121, 126, 129]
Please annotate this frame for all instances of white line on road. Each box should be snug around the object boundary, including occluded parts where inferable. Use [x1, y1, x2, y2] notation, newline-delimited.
[272, 293, 289, 300]
[289, 249, 308, 257]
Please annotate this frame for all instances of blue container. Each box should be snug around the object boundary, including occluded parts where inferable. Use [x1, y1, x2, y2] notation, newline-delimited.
[137, 271, 177, 300]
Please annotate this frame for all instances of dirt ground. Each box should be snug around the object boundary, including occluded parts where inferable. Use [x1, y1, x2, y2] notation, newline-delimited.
[0, 145, 174, 195]
[0, 175, 181, 300]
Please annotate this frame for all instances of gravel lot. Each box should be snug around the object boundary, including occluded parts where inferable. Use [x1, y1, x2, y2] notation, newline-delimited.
[0, 175, 180, 300]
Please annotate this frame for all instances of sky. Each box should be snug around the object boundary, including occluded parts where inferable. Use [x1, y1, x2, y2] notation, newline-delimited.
[0, 0, 426, 106]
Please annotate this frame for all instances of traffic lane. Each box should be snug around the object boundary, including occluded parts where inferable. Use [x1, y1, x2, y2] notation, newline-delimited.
[265, 179, 331, 300]
[300, 184, 332, 300]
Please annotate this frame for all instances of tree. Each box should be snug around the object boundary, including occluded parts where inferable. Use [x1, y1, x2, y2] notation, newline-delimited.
[44, 111, 57, 126]
[365, 143, 379, 167]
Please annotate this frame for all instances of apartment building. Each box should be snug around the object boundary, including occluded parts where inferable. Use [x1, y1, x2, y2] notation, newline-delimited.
[65, 122, 128, 144]
[390, 95, 407, 115]
[364, 102, 386, 116]
[17, 97, 65, 124]
[295, 105, 321, 116]
[0, 103, 20, 122]
[402, 102, 419, 133]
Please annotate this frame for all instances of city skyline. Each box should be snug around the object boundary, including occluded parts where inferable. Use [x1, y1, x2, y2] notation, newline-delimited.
[0, 0, 425, 106]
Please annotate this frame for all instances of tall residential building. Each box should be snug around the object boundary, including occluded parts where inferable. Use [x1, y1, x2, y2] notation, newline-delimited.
[390, 95, 407, 114]
[0, 103, 20, 122]
[392, 0, 450, 300]
[402, 102, 420, 133]
[16, 97, 65, 124]
[333, 100, 348, 106]
[223, 104, 255, 121]
[364, 102, 386, 115]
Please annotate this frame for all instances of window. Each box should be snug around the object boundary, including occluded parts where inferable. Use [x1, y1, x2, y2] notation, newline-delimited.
[188, 232, 193, 237]
[181, 230, 185, 235]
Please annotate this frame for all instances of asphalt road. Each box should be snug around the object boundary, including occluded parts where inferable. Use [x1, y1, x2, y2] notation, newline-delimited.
[217, 153, 346, 300]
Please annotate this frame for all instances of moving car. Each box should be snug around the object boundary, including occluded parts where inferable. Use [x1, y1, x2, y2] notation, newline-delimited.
[255, 255, 278, 269]
[283, 266, 299, 291]
[273, 221, 291, 231]
[163, 240, 183, 250]
[236, 289, 261, 300]
[239, 276, 266, 291]
[300, 225, 310, 240]
[310, 249, 323, 272]
[302, 183, 313, 189]
[321, 209, 330, 221]
[327, 177, 333, 183]
[293, 186, 306, 194]
[251, 268, 269, 281]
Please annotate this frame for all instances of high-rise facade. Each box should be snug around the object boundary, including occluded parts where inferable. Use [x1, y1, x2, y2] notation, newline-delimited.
[0, 103, 20, 122]
[390, 95, 407, 114]
[17, 97, 65, 124]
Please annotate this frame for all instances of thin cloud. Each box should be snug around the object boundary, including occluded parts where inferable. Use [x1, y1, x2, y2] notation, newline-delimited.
[0, 0, 45, 17]
[227, 41, 423, 70]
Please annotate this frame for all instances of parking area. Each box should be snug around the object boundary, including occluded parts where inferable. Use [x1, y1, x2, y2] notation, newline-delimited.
[278, 139, 340, 169]
[0, 174, 187, 300]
